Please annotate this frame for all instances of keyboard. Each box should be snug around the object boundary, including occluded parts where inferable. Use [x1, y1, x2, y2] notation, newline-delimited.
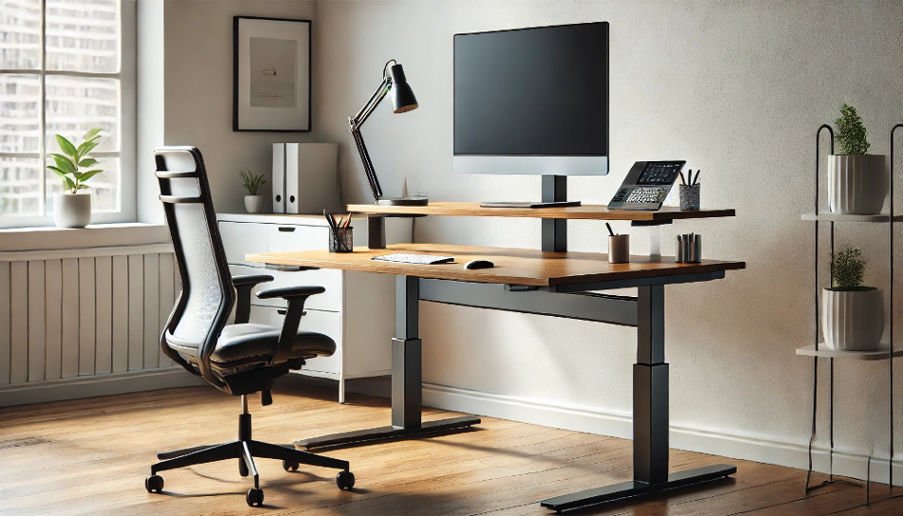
[371, 253, 455, 265]
[624, 187, 668, 204]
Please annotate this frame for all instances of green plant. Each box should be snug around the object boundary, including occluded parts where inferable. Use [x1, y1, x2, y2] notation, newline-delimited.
[47, 128, 104, 194]
[240, 169, 266, 195]
[834, 103, 870, 155]
[831, 246, 871, 290]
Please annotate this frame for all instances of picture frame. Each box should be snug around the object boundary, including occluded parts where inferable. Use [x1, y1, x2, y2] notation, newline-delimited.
[233, 16, 311, 132]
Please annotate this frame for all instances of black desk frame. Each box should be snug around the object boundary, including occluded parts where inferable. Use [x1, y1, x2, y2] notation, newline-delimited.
[295, 179, 737, 512]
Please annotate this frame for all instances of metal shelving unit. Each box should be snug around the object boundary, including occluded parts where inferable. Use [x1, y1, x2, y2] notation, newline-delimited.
[798, 123, 901, 503]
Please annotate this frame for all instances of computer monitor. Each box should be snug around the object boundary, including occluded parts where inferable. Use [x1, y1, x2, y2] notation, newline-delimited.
[453, 22, 609, 176]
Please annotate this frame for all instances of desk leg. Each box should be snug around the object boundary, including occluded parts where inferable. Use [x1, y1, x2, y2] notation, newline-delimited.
[541, 285, 735, 512]
[295, 276, 481, 451]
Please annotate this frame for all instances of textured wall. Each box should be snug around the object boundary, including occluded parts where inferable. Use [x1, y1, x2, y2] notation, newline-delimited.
[161, 0, 322, 216]
[314, 0, 903, 463]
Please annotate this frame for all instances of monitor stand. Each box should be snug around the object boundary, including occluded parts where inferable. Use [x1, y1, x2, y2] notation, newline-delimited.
[377, 197, 429, 206]
[479, 200, 581, 208]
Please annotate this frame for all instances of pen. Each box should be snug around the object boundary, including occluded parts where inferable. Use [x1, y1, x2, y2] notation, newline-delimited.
[692, 169, 700, 186]
[606, 222, 615, 236]
[323, 210, 338, 233]
[681, 170, 689, 186]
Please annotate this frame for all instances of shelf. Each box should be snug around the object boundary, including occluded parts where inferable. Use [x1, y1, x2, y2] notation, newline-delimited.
[801, 212, 902, 223]
[349, 201, 736, 222]
[796, 343, 903, 361]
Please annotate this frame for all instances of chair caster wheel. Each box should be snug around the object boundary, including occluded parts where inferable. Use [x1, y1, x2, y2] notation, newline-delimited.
[282, 460, 299, 472]
[145, 474, 164, 493]
[239, 458, 249, 477]
[336, 470, 355, 490]
[246, 487, 264, 507]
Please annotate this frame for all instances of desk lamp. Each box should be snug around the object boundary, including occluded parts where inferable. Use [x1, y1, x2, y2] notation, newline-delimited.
[349, 59, 428, 206]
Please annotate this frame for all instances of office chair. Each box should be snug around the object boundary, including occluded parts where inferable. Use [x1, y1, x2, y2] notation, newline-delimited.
[145, 146, 354, 507]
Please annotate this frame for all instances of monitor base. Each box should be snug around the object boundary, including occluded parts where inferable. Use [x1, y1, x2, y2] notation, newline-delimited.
[377, 197, 429, 206]
[480, 200, 581, 209]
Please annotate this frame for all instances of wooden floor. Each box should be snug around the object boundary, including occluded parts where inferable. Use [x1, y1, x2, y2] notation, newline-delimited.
[1, 378, 901, 516]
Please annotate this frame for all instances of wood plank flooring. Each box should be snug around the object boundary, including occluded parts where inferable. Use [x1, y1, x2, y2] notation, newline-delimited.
[1, 377, 900, 515]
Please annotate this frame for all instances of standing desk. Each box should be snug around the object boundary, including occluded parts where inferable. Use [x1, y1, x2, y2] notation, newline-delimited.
[246, 201, 745, 512]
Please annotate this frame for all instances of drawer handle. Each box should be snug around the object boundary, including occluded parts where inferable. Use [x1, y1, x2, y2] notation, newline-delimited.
[277, 309, 307, 316]
[278, 226, 296, 232]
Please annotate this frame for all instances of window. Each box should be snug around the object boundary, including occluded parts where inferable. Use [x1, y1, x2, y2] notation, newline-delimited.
[0, 0, 135, 228]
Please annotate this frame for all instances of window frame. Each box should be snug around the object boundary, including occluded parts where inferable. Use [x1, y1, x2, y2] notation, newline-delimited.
[0, 0, 136, 229]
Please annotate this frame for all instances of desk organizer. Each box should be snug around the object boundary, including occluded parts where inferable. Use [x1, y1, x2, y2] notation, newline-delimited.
[679, 184, 700, 211]
[675, 234, 701, 263]
[329, 227, 353, 253]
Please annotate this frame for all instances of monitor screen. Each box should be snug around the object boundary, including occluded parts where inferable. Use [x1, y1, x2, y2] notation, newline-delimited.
[454, 22, 608, 174]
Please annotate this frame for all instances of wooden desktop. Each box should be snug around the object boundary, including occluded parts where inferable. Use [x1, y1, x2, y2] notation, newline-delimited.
[246, 200, 745, 512]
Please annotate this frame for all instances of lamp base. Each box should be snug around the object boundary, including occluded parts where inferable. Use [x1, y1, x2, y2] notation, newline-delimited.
[377, 197, 429, 206]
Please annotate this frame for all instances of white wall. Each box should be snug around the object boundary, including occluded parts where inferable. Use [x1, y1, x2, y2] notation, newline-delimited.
[138, 0, 323, 223]
[314, 0, 903, 477]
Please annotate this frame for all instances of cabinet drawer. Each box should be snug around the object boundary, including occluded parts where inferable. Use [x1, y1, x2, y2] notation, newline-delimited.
[256, 268, 342, 312]
[220, 221, 269, 266]
[267, 224, 329, 252]
[229, 265, 341, 312]
[249, 305, 341, 375]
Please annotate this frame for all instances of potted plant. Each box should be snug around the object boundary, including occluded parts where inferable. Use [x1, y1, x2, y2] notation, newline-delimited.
[828, 104, 887, 214]
[47, 128, 103, 228]
[822, 246, 884, 351]
[241, 169, 266, 213]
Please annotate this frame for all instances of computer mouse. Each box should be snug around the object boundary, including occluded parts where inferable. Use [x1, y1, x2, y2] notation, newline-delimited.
[464, 259, 494, 270]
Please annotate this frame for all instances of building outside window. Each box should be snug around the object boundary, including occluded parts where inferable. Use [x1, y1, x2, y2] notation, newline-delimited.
[0, 0, 135, 228]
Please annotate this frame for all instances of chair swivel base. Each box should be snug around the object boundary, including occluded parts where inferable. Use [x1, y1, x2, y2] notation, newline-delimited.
[145, 397, 355, 507]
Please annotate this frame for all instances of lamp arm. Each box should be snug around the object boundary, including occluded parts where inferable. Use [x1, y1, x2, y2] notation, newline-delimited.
[351, 125, 382, 200]
[351, 78, 391, 127]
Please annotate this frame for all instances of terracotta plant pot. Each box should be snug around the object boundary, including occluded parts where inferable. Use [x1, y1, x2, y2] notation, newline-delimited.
[53, 192, 92, 228]
[827, 154, 887, 215]
[822, 287, 884, 350]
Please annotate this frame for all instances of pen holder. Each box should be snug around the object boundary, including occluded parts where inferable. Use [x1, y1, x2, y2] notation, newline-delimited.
[608, 234, 630, 264]
[676, 234, 702, 263]
[329, 227, 353, 253]
[679, 184, 700, 211]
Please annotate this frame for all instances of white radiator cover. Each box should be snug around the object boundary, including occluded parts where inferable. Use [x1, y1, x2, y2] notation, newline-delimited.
[0, 243, 194, 406]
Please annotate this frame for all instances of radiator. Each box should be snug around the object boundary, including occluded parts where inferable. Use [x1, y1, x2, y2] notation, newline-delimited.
[0, 243, 191, 404]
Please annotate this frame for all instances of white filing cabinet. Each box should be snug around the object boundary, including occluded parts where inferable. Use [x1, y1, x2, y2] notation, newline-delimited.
[217, 213, 411, 402]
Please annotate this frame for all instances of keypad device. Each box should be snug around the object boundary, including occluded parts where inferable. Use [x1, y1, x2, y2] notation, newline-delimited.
[607, 160, 686, 211]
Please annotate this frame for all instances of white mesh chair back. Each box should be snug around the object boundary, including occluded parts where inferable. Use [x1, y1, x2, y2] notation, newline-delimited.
[155, 147, 234, 355]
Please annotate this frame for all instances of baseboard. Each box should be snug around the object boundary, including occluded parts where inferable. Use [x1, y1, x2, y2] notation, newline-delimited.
[0, 368, 204, 408]
[423, 382, 903, 486]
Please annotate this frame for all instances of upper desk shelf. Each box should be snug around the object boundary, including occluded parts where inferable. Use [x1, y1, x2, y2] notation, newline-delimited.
[347, 202, 735, 223]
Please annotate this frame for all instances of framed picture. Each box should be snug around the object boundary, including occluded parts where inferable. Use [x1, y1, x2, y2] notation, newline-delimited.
[233, 16, 311, 132]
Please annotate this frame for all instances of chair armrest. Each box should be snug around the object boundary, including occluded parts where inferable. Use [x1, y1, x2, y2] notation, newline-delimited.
[233, 274, 274, 287]
[232, 274, 274, 324]
[256, 285, 325, 300]
[261, 285, 326, 366]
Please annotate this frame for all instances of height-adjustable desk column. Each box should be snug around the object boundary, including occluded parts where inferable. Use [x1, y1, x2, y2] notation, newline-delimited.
[294, 273, 481, 450]
[540, 283, 736, 512]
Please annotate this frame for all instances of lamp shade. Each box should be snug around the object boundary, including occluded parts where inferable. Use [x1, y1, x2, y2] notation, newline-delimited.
[388, 63, 418, 113]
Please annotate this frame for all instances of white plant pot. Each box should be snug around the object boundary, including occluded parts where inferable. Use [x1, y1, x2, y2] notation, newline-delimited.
[822, 287, 884, 351]
[827, 154, 887, 214]
[244, 195, 264, 213]
[53, 192, 92, 228]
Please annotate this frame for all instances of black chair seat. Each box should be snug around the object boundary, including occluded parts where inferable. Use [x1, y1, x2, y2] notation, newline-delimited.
[211, 323, 336, 367]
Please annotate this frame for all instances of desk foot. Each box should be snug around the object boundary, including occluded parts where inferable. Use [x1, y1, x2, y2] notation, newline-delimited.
[294, 415, 481, 451]
[539, 464, 736, 513]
